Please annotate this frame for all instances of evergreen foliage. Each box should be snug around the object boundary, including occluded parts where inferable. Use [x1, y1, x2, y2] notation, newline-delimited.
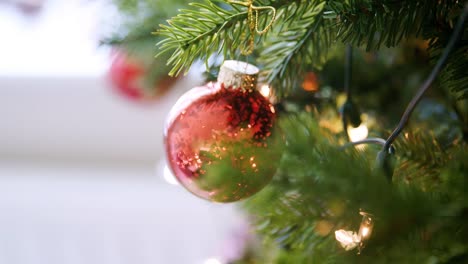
[109, 0, 468, 262]
[156, 0, 467, 99]
[242, 113, 468, 263]
[103, 0, 188, 80]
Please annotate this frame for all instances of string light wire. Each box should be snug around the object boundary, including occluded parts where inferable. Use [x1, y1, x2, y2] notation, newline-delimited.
[382, 3, 468, 154]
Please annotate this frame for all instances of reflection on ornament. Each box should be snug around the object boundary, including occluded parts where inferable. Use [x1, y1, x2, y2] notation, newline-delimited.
[260, 85, 271, 98]
[163, 165, 179, 185]
[335, 210, 374, 254]
[259, 84, 277, 104]
[348, 123, 368, 143]
[164, 61, 280, 203]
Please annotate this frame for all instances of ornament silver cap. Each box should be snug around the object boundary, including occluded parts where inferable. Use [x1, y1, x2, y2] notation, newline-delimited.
[217, 60, 259, 90]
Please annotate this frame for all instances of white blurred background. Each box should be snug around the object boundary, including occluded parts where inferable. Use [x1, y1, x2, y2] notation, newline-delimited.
[0, 1, 244, 263]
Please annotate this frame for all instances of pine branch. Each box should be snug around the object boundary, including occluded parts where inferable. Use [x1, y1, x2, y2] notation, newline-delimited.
[429, 32, 468, 101]
[104, 0, 189, 79]
[104, 1, 183, 83]
[156, 0, 325, 77]
[258, 0, 332, 98]
[155, 0, 333, 92]
[378, 2, 468, 163]
[423, 2, 468, 101]
[328, 0, 468, 101]
[328, 0, 459, 50]
[392, 132, 449, 191]
[101, 20, 158, 50]
[243, 113, 468, 263]
[156, 0, 464, 98]
[156, 0, 252, 76]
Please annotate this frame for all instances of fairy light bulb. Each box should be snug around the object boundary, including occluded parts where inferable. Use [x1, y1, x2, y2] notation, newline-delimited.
[335, 230, 356, 244]
[360, 226, 370, 238]
[335, 210, 375, 254]
[348, 123, 369, 142]
[358, 212, 374, 242]
[335, 229, 360, 251]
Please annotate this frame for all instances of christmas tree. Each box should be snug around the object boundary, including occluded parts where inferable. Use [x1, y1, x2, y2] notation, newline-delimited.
[108, 0, 468, 262]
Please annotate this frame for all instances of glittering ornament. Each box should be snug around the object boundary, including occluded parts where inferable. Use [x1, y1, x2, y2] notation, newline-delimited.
[164, 60, 280, 202]
[109, 51, 177, 101]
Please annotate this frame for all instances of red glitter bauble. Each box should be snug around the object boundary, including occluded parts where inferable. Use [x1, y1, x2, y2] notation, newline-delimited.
[108, 51, 177, 101]
[164, 82, 280, 202]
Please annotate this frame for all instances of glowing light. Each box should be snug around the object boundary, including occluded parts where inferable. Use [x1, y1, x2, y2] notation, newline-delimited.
[360, 226, 370, 238]
[348, 124, 368, 142]
[335, 230, 356, 244]
[260, 85, 271, 97]
[335, 229, 360, 251]
[358, 212, 374, 242]
[204, 257, 222, 264]
[302, 72, 319, 91]
[335, 211, 375, 253]
[164, 165, 179, 185]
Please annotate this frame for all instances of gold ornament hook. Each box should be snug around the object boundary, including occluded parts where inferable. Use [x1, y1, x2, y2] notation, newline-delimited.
[251, 5, 276, 34]
[228, 0, 276, 55]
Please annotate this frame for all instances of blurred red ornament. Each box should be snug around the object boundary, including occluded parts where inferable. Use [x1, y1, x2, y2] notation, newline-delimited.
[108, 52, 177, 101]
[164, 61, 280, 202]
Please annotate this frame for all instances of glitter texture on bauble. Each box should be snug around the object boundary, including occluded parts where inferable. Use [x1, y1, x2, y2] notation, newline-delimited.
[164, 61, 280, 202]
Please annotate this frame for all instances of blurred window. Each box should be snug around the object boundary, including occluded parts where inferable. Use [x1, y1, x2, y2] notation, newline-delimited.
[0, 0, 111, 77]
